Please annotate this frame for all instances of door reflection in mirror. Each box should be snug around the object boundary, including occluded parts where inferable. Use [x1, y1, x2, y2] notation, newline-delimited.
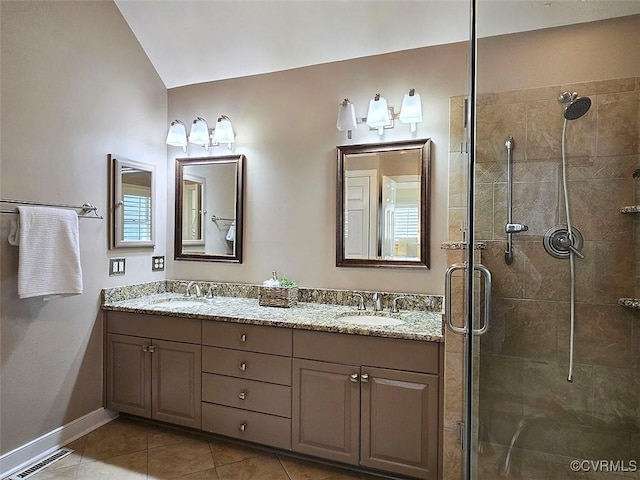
[182, 174, 205, 246]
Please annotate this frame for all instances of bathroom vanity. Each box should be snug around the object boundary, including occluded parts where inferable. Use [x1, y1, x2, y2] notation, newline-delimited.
[102, 282, 444, 480]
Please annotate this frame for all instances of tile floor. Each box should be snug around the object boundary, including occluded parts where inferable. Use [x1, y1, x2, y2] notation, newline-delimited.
[23, 417, 385, 480]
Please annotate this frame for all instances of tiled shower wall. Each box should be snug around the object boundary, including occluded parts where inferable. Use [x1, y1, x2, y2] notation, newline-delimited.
[447, 77, 640, 479]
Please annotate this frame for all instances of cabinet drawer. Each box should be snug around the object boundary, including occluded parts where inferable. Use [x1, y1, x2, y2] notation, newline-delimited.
[107, 312, 201, 344]
[293, 330, 440, 375]
[202, 346, 292, 386]
[202, 373, 291, 418]
[202, 321, 292, 355]
[202, 403, 291, 450]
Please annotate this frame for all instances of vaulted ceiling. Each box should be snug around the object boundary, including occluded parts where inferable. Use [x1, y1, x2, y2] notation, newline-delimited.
[115, 1, 640, 89]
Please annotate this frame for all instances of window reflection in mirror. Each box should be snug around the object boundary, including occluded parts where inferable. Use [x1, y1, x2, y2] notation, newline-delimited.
[337, 139, 430, 268]
[175, 155, 244, 263]
[109, 154, 155, 249]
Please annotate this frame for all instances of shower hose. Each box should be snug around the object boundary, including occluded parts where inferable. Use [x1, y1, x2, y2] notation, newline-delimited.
[561, 118, 576, 383]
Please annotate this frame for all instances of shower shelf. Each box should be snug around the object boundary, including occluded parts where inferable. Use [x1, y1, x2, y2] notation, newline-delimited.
[618, 298, 640, 309]
[620, 206, 640, 213]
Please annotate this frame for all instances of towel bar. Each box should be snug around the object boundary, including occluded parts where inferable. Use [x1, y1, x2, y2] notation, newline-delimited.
[0, 198, 103, 219]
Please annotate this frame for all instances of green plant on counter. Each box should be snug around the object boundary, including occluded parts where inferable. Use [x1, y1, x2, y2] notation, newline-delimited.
[278, 276, 297, 288]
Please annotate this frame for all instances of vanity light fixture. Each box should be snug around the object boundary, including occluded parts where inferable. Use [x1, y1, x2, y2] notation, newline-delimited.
[165, 120, 188, 152]
[366, 94, 392, 135]
[399, 89, 423, 132]
[337, 99, 358, 139]
[211, 115, 235, 150]
[188, 117, 211, 151]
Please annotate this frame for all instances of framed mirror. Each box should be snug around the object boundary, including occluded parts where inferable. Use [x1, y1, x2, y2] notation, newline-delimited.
[109, 154, 155, 249]
[336, 139, 431, 268]
[175, 155, 245, 263]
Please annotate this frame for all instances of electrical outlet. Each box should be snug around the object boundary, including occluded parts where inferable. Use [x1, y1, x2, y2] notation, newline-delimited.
[109, 258, 126, 276]
[152, 256, 165, 272]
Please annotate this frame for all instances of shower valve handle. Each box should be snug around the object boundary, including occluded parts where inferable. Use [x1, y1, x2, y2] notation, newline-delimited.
[505, 223, 528, 234]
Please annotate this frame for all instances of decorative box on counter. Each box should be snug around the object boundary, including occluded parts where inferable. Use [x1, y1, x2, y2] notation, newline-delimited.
[258, 286, 298, 308]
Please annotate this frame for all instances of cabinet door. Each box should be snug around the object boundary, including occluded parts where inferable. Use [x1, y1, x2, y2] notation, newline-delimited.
[360, 367, 439, 479]
[106, 333, 151, 418]
[152, 339, 202, 429]
[292, 359, 360, 465]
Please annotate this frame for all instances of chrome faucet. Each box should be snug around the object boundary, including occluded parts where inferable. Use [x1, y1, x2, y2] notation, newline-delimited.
[372, 292, 383, 312]
[353, 293, 366, 311]
[185, 281, 202, 297]
[390, 296, 408, 314]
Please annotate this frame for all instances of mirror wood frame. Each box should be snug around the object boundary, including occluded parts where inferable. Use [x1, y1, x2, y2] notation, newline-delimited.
[108, 154, 156, 249]
[174, 155, 245, 263]
[336, 138, 431, 269]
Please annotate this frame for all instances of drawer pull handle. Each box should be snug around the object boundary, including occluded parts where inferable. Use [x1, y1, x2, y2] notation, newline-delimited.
[239, 422, 247, 432]
[350, 373, 359, 383]
[361, 373, 369, 383]
[239, 390, 247, 400]
[239, 362, 247, 371]
[240, 334, 247, 342]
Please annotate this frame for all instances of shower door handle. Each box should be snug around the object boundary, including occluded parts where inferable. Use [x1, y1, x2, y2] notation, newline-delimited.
[445, 263, 467, 335]
[473, 264, 492, 336]
[444, 263, 492, 336]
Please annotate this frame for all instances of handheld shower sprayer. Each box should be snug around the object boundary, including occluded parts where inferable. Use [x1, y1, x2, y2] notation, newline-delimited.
[558, 91, 591, 120]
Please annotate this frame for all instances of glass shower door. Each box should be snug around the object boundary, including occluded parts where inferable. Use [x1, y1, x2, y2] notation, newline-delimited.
[460, 1, 640, 479]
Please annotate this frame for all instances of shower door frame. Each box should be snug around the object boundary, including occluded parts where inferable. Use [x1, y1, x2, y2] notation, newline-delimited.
[462, 1, 481, 478]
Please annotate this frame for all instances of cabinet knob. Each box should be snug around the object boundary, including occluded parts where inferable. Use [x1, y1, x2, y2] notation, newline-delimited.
[239, 362, 247, 371]
[238, 390, 247, 400]
[148, 345, 157, 353]
[350, 373, 359, 383]
[361, 373, 369, 383]
[238, 422, 247, 432]
[142, 345, 149, 352]
[240, 334, 247, 342]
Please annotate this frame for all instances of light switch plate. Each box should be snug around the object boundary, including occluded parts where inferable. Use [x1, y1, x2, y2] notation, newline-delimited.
[109, 258, 126, 276]
[152, 256, 165, 272]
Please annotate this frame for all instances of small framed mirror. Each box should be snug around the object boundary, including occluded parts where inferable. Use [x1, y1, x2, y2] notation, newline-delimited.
[109, 154, 155, 249]
[175, 155, 245, 263]
[336, 139, 431, 268]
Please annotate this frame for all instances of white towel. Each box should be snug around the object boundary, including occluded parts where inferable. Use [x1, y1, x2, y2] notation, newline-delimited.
[225, 223, 236, 242]
[8, 206, 83, 299]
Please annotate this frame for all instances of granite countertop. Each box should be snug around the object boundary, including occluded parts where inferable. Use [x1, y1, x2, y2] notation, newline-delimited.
[102, 292, 443, 342]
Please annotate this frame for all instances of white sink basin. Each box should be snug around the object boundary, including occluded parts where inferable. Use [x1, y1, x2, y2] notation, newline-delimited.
[339, 315, 404, 326]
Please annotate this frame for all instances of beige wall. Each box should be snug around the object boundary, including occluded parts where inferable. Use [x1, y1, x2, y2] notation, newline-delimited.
[167, 43, 469, 294]
[478, 15, 640, 93]
[0, 1, 167, 455]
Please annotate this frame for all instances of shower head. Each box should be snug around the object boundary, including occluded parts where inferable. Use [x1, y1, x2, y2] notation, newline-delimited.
[558, 91, 591, 120]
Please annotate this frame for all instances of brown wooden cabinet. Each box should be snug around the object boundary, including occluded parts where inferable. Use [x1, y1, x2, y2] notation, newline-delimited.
[200, 321, 293, 450]
[105, 313, 202, 429]
[104, 310, 442, 479]
[292, 330, 441, 480]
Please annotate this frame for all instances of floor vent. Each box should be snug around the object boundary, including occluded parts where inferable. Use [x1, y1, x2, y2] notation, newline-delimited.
[9, 448, 74, 480]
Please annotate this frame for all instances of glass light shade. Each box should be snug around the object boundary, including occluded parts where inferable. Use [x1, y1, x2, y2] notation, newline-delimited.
[337, 101, 357, 131]
[366, 95, 390, 135]
[188, 117, 210, 148]
[166, 120, 187, 151]
[212, 116, 235, 149]
[399, 91, 423, 132]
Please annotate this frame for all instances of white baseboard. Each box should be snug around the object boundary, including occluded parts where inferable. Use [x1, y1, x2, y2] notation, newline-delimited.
[0, 408, 118, 479]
